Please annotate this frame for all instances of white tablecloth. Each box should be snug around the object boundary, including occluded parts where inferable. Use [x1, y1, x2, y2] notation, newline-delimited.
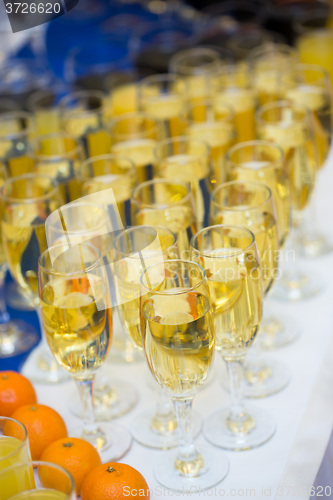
[32, 154, 333, 500]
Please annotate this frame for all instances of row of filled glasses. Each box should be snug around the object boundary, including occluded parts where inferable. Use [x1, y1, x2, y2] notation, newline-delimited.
[0, 416, 75, 499]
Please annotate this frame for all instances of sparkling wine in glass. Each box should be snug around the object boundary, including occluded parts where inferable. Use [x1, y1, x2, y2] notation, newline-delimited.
[140, 259, 229, 490]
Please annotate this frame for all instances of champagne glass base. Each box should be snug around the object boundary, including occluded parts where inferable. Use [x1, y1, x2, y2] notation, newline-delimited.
[68, 380, 138, 420]
[243, 358, 291, 398]
[271, 271, 323, 301]
[204, 406, 276, 450]
[259, 314, 300, 349]
[6, 282, 36, 311]
[154, 445, 229, 492]
[131, 408, 202, 449]
[21, 345, 70, 384]
[299, 233, 333, 258]
[73, 422, 132, 462]
[0, 320, 38, 357]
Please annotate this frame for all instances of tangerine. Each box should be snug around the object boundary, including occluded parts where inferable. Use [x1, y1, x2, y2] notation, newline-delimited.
[0, 371, 37, 417]
[41, 437, 101, 493]
[9, 404, 67, 459]
[81, 462, 150, 500]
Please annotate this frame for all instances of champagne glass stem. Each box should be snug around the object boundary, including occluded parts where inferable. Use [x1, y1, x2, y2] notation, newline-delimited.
[151, 389, 177, 433]
[0, 271, 10, 325]
[173, 398, 203, 476]
[226, 359, 254, 433]
[280, 224, 302, 283]
[75, 378, 99, 435]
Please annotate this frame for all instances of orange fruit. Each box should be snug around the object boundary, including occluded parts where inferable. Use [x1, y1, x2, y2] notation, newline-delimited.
[40, 437, 101, 493]
[9, 404, 67, 459]
[0, 371, 37, 417]
[81, 462, 150, 500]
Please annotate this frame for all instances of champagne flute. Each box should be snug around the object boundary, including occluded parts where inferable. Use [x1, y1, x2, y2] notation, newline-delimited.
[138, 74, 188, 138]
[79, 154, 137, 230]
[131, 178, 197, 260]
[257, 100, 320, 301]
[45, 200, 138, 420]
[140, 259, 229, 490]
[281, 63, 333, 257]
[248, 43, 299, 105]
[226, 140, 298, 348]
[154, 136, 213, 228]
[182, 98, 235, 186]
[114, 225, 201, 449]
[1, 173, 67, 384]
[210, 181, 290, 397]
[0, 461, 75, 500]
[108, 112, 161, 185]
[0, 163, 38, 357]
[212, 63, 257, 142]
[168, 47, 226, 103]
[191, 225, 275, 450]
[39, 242, 132, 459]
[59, 90, 111, 158]
[33, 133, 85, 204]
[0, 112, 37, 312]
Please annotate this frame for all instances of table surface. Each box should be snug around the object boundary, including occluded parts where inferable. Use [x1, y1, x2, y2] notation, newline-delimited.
[1, 151, 332, 500]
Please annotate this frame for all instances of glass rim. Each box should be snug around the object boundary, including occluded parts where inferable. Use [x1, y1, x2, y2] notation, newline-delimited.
[226, 139, 284, 169]
[0, 460, 75, 498]
[168, 46, 224, 75]
[190, 224, 256, 258]
[211, 180, 273, 212]
[131, 177, 192, 209]
[180, 98, 235, 124]
[0, 416, 29, 463]
[79, 153, 136, 177]
[281, 62, 331, 87]
[38, 241, 102, 277]
[114, 225, 177, 258]
[0, 173, 59, 204]
[58, 90, 107, 117]
[256, 99, 310, 127]
[140, 258, 207, 294]
[107, 111, 161, 140]
[0, 111, 35, 139]
[138, 73, 187, 95]
[46, 201, 110, 236]
[33, 132, 83, 161]
[247, 42, 297, 65]
[154, 135, 211, 163]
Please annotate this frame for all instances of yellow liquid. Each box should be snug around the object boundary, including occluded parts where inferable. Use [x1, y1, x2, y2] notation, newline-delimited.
[217, 88, 256, 142]
[134, 206, 196, 260]
[10, 491, 67, 500]
[227, 160, 290, 247]
[81, 173, 133, 226]
[211, 212, 279, 294]
[115, 232, 177, 348]
[40, 274, 112, 379]
[0, 437, 34, 500]
[259, 123, 316, 215]
[285, 85, 331, 168]
[198, 249, 262, 361]
[35, 109, 61, 135]
[2, 209, 50, 307]
[142, 291, 214, 397]
[111, 138, 156, 184]
[158, 153, 212, 228]
[111, 83, 138, 115]
[62, 114, 111, 157]
[35, 159, 81, 203]
[186, 124, 233, 185]
[298, 30, 333, 84]
[142, 95, 186, 138]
